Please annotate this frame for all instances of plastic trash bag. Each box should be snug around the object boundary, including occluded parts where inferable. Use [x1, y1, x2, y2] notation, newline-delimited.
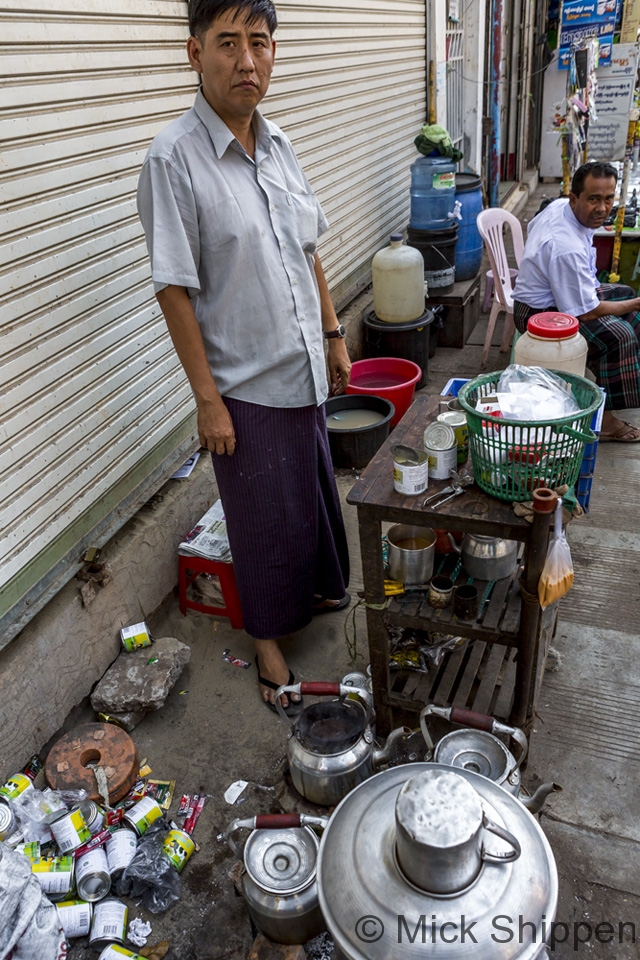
[0, 843, 66, 960]
[496, 365, 581, 421]
[538, 499, 574, 608]
[121, 820, 181, 913]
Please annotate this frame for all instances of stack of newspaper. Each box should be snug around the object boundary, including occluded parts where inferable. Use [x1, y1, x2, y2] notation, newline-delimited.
[178, 500, 232, 562]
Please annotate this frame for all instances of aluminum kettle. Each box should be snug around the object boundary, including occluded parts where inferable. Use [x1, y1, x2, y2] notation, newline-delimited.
[275, 681, 407, 807]
[226, 812, 327, 944]
[447, 532, 518, 580]
[420, 704, 561, 814]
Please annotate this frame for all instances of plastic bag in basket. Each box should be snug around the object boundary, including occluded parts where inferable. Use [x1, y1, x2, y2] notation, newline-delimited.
[538, 499, 574, 608]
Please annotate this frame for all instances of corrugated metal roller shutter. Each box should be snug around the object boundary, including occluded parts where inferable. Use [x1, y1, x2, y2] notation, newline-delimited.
[0, 0, 200, 639]
[0, 0, 426, 639]
[270, 0, 427, 304]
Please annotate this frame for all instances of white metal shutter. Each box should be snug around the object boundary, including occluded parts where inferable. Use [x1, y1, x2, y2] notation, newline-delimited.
[0, 0, 426, 636]
[0, 0, 199, 635]
[269, 0, 427, 305]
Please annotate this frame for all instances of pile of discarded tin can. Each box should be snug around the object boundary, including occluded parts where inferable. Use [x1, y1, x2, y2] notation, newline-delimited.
[0, 754, 202, 958]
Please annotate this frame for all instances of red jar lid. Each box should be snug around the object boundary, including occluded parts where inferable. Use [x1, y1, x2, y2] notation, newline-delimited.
[527, 312, 579, 339]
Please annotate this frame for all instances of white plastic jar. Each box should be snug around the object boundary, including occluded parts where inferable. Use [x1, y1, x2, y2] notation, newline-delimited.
[514, 312, 588, 375]
[372, 233, 425, 323]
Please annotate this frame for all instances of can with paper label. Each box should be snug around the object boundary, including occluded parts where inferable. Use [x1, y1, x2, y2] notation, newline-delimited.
[392, 444, 429, 496]
[437, 410, 469, 465]
[423, 422, 458, 480]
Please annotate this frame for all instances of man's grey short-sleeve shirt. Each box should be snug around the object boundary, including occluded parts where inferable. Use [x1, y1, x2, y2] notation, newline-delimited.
[137, 90, 329, 407]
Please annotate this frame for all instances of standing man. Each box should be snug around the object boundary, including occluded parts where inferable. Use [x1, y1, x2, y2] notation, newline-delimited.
[513, 161, 640, 442]
[137, 0, 351, 713]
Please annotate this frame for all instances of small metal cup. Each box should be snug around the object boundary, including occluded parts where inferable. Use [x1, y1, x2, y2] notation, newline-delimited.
[453, 584, 479, 621]
[427, 576, 454, 608]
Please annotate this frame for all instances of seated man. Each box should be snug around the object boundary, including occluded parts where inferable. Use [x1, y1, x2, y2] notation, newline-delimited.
[512, 160, 640, 442]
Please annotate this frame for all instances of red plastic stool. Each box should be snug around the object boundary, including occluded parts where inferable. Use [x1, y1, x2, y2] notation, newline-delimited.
[178, 554, 244, 629]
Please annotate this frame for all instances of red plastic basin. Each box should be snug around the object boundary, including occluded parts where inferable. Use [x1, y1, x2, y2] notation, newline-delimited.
[346, 357, 422, 427]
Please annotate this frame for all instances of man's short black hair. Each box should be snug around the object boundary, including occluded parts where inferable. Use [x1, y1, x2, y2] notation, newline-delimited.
[188, 0, 277, 37]
[571, 161, 618, 196]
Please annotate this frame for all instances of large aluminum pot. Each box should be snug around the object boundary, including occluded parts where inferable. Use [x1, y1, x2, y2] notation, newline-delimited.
[317, 764, 558, 960]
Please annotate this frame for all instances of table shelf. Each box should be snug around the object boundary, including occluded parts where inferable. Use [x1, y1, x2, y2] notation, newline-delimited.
[347, 393, 556, 738]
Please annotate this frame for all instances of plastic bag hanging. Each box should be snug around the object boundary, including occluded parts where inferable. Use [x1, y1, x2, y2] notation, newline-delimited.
[538, 499, 574, 609]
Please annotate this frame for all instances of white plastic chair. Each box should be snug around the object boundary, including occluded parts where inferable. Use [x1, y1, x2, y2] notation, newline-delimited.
[476, 208, 525, 369]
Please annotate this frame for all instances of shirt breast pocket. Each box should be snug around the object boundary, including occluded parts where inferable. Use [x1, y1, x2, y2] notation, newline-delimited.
[289, 192, 319, 253]
[199, 194, 246, 255]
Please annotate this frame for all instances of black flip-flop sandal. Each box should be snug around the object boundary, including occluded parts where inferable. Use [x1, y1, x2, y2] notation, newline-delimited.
[312, 591, 351, 616]
[254, 657, 304, 716]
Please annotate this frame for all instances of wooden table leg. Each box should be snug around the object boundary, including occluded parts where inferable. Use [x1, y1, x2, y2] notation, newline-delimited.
[357, 512, 394, 737]
[512, 491, 556, 730]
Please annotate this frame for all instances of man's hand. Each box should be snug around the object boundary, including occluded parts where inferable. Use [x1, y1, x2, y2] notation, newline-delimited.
[197, 397, 236, 456]
[327, 339, 351, 395]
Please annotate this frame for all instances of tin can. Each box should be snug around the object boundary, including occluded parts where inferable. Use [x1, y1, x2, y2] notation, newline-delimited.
[16, 839, 40, 859]
[0, 798, 17, 840]
[76, 846, 111, 901]
[90, 897, 128, 950]
[391, 444, 429, 496]
[123, 795, 163, 836]
[106, 827, 137, 878]
[97, 947, 144, 960]
[31, 856, 75, 900]
[56, 899, 93, 938]
[423, 421, 458, 480]
[120, 620, 152, 652]
[437, 410, 469, 465]
[48, 806, 92, 853]
[23, 755, 44, 781]
[0, 773, 34, 801]
[80, 799, 106, 836]
[162, 829, 195, 872]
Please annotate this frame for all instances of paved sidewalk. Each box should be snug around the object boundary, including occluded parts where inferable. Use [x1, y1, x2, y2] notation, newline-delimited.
[64, 183, 640, 959]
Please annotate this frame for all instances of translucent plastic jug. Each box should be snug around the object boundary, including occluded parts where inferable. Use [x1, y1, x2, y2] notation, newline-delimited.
[514, 312, 588, 375]
[410, 155, 457, 229]
[372, 233, 425, 323]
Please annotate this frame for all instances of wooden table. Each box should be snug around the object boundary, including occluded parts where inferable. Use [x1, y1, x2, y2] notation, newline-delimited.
[347, 394, 557, 738]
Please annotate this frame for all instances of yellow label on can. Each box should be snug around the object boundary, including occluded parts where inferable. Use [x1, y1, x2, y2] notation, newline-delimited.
[162, 829, 195, 872]
[0, 774, 33, 800]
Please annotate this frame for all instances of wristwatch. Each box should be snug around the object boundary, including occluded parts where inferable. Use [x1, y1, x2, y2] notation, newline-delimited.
[324, 324, 346, 340]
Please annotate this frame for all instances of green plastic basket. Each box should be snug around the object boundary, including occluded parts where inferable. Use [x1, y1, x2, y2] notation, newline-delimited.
[457, 370, 602, 502]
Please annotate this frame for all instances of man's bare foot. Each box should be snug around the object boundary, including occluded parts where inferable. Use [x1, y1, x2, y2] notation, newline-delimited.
[600, 412, 640, 442]
[254, 638, 301, 709]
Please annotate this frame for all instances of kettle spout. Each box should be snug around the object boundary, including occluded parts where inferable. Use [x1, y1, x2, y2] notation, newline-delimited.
[372, 726, 410, 768]
[521, 782, 562, 815]
[447, 532, 461, 554]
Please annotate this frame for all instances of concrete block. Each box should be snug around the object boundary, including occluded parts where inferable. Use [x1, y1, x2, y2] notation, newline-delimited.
[90, 636, 190, 716]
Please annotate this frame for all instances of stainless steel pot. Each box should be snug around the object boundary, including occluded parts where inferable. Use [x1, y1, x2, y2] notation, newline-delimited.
[420, 705, 561, 814]
[226, 813, 327, 945]
[447, 532, 518, 580]
[387, 524, 436, 584]
[317, 764, 558, 960]
[275, 681, 407, 807]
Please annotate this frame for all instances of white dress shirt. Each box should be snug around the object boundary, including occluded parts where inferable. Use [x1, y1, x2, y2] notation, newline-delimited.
[512, 198, 600, 317]
[137, 90, 329, 407]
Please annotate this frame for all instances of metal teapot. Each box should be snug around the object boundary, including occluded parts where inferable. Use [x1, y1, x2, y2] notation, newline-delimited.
[420, 704, 561, 814]
[226, 812, 327, 944]
[447, 531, 518, 580]
[275, 681, 407, 807]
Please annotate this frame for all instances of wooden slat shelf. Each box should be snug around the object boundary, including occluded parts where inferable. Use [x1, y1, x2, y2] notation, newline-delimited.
[388, 641, 518, 723]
